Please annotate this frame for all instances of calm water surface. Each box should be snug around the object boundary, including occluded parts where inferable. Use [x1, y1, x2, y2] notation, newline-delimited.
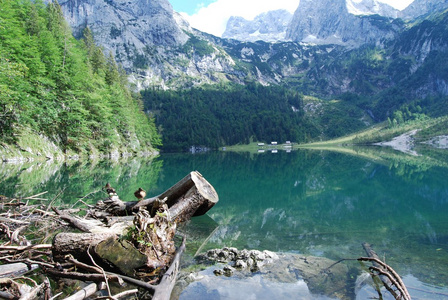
[1, 148, 447, 299]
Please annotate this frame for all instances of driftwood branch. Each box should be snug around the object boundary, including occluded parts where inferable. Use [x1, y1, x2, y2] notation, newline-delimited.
[321, 243, 411, 300]
[44, 268, 122, 283]
[52, 208, 99, 233]
[361, 243, 411, 300]
[63, 283, 97, 300]
[0, 244, 52, 252]
[152, 235, 187, 300]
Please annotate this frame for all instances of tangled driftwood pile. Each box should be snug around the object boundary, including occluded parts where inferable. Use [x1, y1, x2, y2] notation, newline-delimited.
[0, 171, 218, 300]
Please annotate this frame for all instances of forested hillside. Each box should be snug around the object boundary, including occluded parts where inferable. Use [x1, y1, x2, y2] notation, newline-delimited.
[0, 0, 161, 159]
[141, 84, 306, 151]
[141, 83, 368, 152]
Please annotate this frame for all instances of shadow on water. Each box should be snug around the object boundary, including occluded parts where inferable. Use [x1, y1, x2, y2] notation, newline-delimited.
[1, 148, 448, 298]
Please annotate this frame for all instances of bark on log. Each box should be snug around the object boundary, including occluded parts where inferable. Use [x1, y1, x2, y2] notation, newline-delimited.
[52, 233, 116, 262]
[157, 171, 219, 222]
[94, 171, 219, 220]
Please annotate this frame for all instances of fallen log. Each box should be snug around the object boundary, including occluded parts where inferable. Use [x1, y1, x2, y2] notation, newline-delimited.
[52, 233, 117, 262]
[91, 171, 219, 221]
[0, 263, 33, 278]
[46, 172, 218, 300]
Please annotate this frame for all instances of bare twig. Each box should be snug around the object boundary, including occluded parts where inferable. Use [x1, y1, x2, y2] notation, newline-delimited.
[0, 217, 30, 225]
[22, 192, 49, 200]
[0, 244, 52, 251]
[65, 256, 104, 274]
[45, 268, 121, 283]
[95, 289, 139, 300]
[2, 257, 55, 268]
[49, 292, 63, 300]
[70, 190, 102, 209]
[13, 276, 38, 287]
[87, 245, 111, 298]
[359, 257, 411, 300]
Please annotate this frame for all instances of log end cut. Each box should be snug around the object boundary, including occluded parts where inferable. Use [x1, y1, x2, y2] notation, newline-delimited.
[190, 171, 219, 216]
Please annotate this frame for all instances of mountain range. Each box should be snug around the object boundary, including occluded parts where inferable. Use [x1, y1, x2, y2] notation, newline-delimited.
[224, 0, 448, 45]
[48, 0, 448, 89]
[222, 9, 293, 43]
[42, 0, 448, 149]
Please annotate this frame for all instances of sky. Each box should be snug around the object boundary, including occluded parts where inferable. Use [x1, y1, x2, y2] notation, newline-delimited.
[168, 0, 415, 37]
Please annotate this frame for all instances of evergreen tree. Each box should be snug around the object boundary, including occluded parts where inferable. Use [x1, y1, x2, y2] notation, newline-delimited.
[105, 52, 120, 85]
[0, 0, 161, 154]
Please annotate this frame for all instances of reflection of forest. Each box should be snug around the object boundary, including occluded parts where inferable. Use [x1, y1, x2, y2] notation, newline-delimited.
[1, 149, 447, 289]
[0, 157, 162, 205]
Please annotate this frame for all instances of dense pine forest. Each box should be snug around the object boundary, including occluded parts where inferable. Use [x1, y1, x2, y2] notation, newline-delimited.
[0, 0, 161, 157]
[142, 83, 368, 152]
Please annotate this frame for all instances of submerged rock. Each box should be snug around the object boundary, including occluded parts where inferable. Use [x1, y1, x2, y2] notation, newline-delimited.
[199, 247, 279, 273]
[187, 248, 354, 299]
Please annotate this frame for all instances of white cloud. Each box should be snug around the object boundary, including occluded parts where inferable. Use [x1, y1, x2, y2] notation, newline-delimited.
[184, 0, 414, 37]
[184, 0, 300, 37]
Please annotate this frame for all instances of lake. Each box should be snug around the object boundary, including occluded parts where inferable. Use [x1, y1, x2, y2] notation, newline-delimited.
[1, 147, 448, 299]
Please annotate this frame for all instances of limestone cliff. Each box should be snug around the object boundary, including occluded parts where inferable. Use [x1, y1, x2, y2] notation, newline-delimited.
[286, 0, 403, 47]
[47, 0, 241, 89]
[401, 0, 448, 19]
[222, 10, 293, 42]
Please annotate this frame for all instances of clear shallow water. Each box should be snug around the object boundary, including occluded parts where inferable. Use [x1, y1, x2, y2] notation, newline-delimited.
[1, 149, 448, 298]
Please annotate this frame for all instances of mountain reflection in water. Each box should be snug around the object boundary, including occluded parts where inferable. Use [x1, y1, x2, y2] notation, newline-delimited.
[1, 148, 447, 299]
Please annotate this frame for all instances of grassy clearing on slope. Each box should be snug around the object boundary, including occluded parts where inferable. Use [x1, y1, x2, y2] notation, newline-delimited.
[300, 115, 448, 148]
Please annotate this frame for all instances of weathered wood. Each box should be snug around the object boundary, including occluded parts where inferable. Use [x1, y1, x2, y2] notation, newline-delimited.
[94, 237, 148, 276]
[63, 283, 97, 300]
[110, 289, 139, 299]
[52, 233, 116, 262]
[53, 208, 104, 233]
[152, 236, 186, 300]
[93, 171, 219, 220]
[0, 263, 39, 278]
[45, 268, 121, 284]
[46, 172, 217, 300]
[20, 282, 46, 300]
[0, 244, 52, 252]
[158, 171, 219, 220]
[0, 290, 15, 299]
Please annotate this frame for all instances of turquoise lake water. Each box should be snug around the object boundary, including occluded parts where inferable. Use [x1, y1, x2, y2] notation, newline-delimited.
[1, 148, 447, 299]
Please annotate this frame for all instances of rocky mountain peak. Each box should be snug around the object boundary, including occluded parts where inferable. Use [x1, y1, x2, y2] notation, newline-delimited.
[286, 0, 402, 47]
[346, 0, 399, 18]
[222, 9, 293, 42]
[52, 0, 189, 64]
[401, 0, 448, 19]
